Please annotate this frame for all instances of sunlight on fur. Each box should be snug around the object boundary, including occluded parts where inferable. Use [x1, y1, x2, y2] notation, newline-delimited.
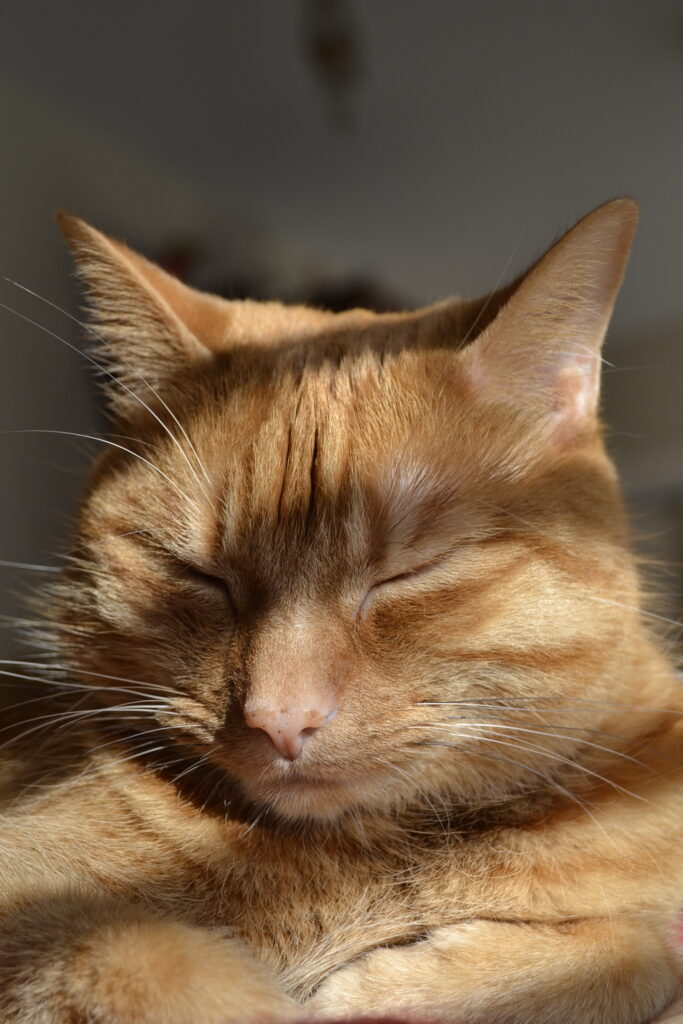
[1, 199, 682, 1023]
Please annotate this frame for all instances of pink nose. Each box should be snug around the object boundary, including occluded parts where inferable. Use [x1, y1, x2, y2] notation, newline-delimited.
[244, 705, 337, 760]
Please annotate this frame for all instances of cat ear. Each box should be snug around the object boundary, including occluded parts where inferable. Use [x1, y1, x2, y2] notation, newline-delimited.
[461, 198, 638, 442]
[56, 213, 231, 409]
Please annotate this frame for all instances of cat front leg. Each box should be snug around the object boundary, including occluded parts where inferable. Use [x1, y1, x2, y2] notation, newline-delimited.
[308, 916, 680, 1024]
[0, 895, 299, 1024]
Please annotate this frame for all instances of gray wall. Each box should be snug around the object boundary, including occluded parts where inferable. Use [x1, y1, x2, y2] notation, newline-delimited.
[0, 77, 221, 656]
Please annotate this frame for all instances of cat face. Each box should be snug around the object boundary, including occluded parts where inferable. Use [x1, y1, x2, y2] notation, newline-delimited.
[53, 201, 640, 822]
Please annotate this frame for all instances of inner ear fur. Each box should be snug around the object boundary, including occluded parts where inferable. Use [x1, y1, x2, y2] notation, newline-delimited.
[56, 212, 231, 351]
[460, 198, 639, 438]
[56, 212, 237, 415]
[56, 214, 349, 405]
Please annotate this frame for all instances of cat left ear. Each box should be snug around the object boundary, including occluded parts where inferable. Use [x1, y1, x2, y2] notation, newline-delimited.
[56, 213, 231, 409]
[461, 198, 638, 442]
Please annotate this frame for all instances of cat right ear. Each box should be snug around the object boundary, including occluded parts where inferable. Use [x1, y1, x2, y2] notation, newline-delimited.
[56, 213, 231, 413]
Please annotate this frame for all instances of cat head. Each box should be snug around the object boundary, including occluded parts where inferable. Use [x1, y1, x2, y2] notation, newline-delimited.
[52, 200, 642, 823]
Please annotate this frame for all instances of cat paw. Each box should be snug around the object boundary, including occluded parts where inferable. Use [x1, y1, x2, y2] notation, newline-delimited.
[9, 915, 300, 1024]
[76, 917, 299, 1023]
[307, 942, 431, 1018]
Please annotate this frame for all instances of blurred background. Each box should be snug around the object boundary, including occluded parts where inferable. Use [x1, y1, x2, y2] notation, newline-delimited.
[0, 0, 682, 662]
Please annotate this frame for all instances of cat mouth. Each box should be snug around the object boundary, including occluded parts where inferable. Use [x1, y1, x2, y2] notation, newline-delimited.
[272, 773, 341, 790]
[239, 765, 368, 817]
[256, 776, 365, 821]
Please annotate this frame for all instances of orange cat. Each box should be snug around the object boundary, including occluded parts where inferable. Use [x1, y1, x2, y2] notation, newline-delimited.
[1, 199, 682, 1023]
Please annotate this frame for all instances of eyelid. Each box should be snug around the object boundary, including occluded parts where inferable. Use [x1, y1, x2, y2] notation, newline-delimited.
[176, 560, 230, 589]
[118, 530, 234, 600]
[183, 564, 225, 585]
[180, 563, 236, 609]
[356, 553, 451, 620]
[379, 562, 438, 587]
[378, 550, 453, 587]
[144, 539, 232, 598]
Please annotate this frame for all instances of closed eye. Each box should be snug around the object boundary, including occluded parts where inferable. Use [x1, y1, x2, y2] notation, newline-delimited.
[140, 534, 234, 604]
[355, 555, 450, 620]
[119, 529, 236, 607]
[177, 563, 234, 604]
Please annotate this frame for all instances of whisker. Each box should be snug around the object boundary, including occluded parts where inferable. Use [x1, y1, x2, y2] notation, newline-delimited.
[430, 708, 634, 741]
[0, 559, 61, 572]
[53, 704, 175, 732]
[0, 687, 84, 716]
[199, 769, 231, 815]
[418, 738, 618, 847]
[0, 659, 179, 695]
[0, 664, 177, 702]
[460, 224, 526, 347]
[68, 738, 196, 786]
[1, 702, 169, 750]
[603, 363, 667, 374]
[5, 701, 170, 736]
[169, 746, 220, 785]
[418, 698, 683, 715]
[4, 276, 215, 489]
[0, 288, 213, 502]
[86, 723, 181, 756]
[374, 756, 449, 826]
[100, 744, 169, 769]
[414, 720, 669, 782]
[421, 726, 650, 804]
[584, 595, 683, 630]
[0, 429, 197, 510]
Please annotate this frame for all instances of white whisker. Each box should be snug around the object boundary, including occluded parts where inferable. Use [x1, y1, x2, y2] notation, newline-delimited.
[0, 559, 61, 572]
[416, 718, 670, 781]
[0, 659, 179, 695]
[101, 744, 169, 769]
[169, 747, 220, 785]
[86, 724, 181, 756]
[420, 724, 651, 804]
[418, 698, 683, 716]
[585, 594, 683, 630]
[0, 287, 214, 502]
[1, 701, 168, 750]
[0, 429, 197, 510]
[420, 738, 617, 848]
[0, 664, 176, 702]
[4, 276, 215, 490]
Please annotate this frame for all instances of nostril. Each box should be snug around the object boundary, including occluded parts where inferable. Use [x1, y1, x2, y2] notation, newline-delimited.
[243, 704, 337, 760]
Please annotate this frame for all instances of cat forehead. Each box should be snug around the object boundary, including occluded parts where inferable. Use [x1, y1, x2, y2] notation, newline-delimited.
[217, 298, 373, 347]
[198, 343, 458, 446]
[210, 297, 477, 356]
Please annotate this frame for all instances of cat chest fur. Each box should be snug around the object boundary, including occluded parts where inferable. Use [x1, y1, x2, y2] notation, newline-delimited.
[9, 748, 682, 1001]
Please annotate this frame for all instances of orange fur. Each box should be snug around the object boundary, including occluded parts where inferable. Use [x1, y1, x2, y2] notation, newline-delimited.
[1, 199, 682, 1023]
